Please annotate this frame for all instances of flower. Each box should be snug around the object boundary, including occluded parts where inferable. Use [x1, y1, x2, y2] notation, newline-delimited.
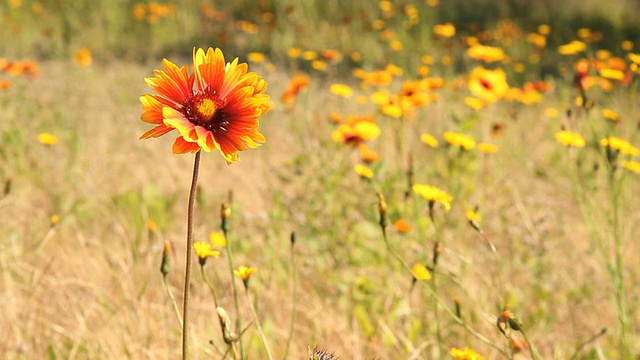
[601, 108, 620, 122]
[444, 131, 476, 150]
[558, 40, 587, 55]
[331, 116, 380, 145]
[600, 137, 639, 156]
[478, 143, 498, 154]
[450, 347, 486, 360]
[74, 48, 92, 67]
[359, 144, 380, 163]
[621, 160, 640, 173]
[234, 265, 257, 288]
[420, 133, 439, 147]
[412, 184, 452, 211]
[209, 231, 227, 247]
[354, 164, 373, 179]
[467, 44, 505, 63]
[433, 23, 456, 38]
[329, 83, 353, 98]
[140, 47, 269, 163]
[466, 210, 481, 223]
[394, 219, 412, 233]
[193, 241, 220, 266]
[38, 133, 58, 145]
[468, 67, 509, 102]
[555, 130, 585, 148]
[412, 263, 431, 280]
[281, 74, 310, 103]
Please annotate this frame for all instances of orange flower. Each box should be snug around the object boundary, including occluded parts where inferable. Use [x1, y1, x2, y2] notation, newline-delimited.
[140, 48, 269, 163]
[281, 74, 310, 103]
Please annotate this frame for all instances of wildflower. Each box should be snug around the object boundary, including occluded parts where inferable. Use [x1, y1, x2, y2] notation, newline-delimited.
[555, 130, 585, 148]
[359, 144, 380, 163]
[377, 193, 388, 229]
[0, 80, 10, 90]
[420, 133, 439, 147]
[468, 67, 509, 102]
[545, 107, 559, 118]
[160, 240, 171, 276]
[621, 160, 640, 173]
[602, 108, 620, 122]
[209, 231, 227, 247]
[281, 74, 310, 103]
[600, 137, 639, 156]
[558, 40, 587, 55]
[308, 346, 338, 360]
[538, 24, 551, 35]
[234, 265, 257, 288]
[147, 220, 158, 233]
[527, 33, 546, 48]
[50, 214, 60, 226]
[329, 83, 353, 98]
[331, 117, 380, 145]
[38, 133, 58, 145]
[247, 52, 265, 63]
[287, 47, 301, 58]
[412, 263, 431, 280]
[74, 48, 92, 67]
[412, 184, 452, 211]
[311, 60, 327, 71]
[139, 48, 269, 163]
[354, 164, 373, 179]
[509, 334, 528, 352]
[444, 131, 476, 150]
[450, 346, 485, 360]
[394, 219, 412, 233]
[216, 307, 237, 344]
[465, 97, 486, 110]
[467, 44, 505, 63]
[433, 23, 456, 38]
[193, 241, 220, 266]
[478, 143, 498, 154]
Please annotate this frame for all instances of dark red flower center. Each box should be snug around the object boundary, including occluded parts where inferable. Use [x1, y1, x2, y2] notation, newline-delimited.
[479, 78, 492, 90]
[183, 90, 229, 133]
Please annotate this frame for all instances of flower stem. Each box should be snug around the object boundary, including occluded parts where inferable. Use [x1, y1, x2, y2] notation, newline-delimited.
[163, 275, 183, 328]
[283, 232, 297, 360]
[182, 150, 201, 360]
[223, 221, 244, 359]
[244, 287, 274, 360]
[200, 264, 219, 308]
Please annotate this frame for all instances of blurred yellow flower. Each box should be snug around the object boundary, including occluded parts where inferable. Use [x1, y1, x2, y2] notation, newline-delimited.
[621, 160, 640, 173]
[247, 52, 265, 63]
[287, 47, 301, 58]
[74, 48, 92, 67]
[412, 184, 452, 211]
[465, 210, 481, 223]
[622, 41, 634, 51]
[602, 109, 620, 122]
[600, 137, 639, 156]
[464, 97, 485, 110]
[311, 60, 327, 71]
[478, 143, 498, 154]
[545, 107, 559, 118]
[412, 263, 431, 280]
[555, 130, 585, 147]
[329, 83, 353, 98]
[420, 133, 439, 147]
[444, 131, 476, 150]
[537, 24, 551, 35]
[450, 346, 486, 360]
[468, 67, 509, 102]
[467, 44, 506, 63]
[433, 23, 456, 38]
[354, 164, 373, 179]
[359, 144, 380, 163]
[558, 41, 587, 55]
[332, 116, 381, 145]
[599, 68, 625, 81]
[38, 133, 58, 145]
[209, 231, 227, 247]
[527, 33, 546, 48]
[234, 265, 257, 282]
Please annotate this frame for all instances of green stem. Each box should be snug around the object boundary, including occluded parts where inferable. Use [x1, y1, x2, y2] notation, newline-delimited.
[245, 287, 274, 360]
[431, 270, 443, 359]
[200, 264, 219, 308]
[182, 150, 201, 360]
[223, 225, 243, 359]
[520, 328, 543, 360]
[163, 275, 183, 327]
[283, 233, 297, 360]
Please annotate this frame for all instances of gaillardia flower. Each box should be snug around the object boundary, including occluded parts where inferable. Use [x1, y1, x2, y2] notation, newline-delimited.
[140, 47, 269, 163]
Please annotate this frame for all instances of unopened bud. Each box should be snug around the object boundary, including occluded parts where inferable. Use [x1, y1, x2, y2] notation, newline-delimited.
[377, 193, 387, 229]
[221, 203, 231, 232]
[216, 307, 237, 344]
[290, 231, 296, 246]
[432, 241, 442, 266]
[160, 240, 171, 277]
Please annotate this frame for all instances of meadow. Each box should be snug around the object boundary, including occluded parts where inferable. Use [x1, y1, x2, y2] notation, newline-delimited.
[1, 0, 640, 359]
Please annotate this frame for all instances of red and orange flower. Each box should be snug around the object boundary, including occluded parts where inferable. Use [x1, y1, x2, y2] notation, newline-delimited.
[140, 47, 269, 163]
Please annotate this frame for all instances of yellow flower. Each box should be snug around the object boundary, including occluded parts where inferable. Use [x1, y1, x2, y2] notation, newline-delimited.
[450, 347, 486, 360]
[433, 23, 456, 38]
[545, 107, 559, 118]
[558, 40, 587, 55]
[354, 164, 373, 179]
[359, 144, 380, 163]
[147, 220, 158, 232]
[412, 184, 452, 211]
[444, 131, 476, 150]
[468, 67, 509, 102]
[600, 137, 639, 156]
[467, 44, 506, 63]
[599, 68, 625, 81]
[74, 48, 93, 67]
[331, 116, 381, 145]
[555, 130, 586, 147]
[538, 24, 551, 35]
[412, 263, 431, 280]
[621, 160, 640, 173]
[465, 210, 481, 222]
[209, 231, 227, 247]
[420, 133, 439, 147]
[193, 241, 220, 266]
[234, 265, 257, 287]
[38, 133, 58, 145]
[527, 33, 546, 48]
[247, 52, 265, 63]
[602, 108, 620, 122]
[465, 97, 486, 110]
[477, 143, 498, 154]
[329, 83, 353, 98]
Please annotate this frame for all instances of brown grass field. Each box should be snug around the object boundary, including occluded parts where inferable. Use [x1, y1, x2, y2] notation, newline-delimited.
[1, 1, 640, 359]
